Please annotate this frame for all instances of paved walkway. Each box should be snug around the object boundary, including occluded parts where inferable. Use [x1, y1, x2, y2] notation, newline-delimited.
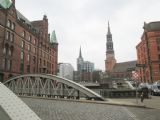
[20, 95, 160, 109]
[108, 96, 160, 109]
[22, 97, 135, 120]
[21, 97, 160, 120]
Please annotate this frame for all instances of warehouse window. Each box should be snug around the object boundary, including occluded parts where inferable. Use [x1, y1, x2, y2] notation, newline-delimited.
[11, 23, 15, 30]
[7, 19, 11, 28]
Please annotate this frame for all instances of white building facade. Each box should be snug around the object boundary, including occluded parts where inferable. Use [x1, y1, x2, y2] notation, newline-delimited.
[58, 63, 74, 80]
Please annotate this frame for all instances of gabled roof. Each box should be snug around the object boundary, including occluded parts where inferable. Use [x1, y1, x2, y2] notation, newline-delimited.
[16, 10, 31, 25]
[16, 10, 40, 33]
[0, 0, 12, 9]
[112, 60, 137, 72]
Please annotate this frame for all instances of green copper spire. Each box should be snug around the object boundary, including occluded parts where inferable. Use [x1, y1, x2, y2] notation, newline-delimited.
[0, 0, 12, 9]
[50, 30, 58, 43]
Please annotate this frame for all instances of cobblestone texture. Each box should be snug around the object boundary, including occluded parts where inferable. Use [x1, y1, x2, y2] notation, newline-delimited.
[110, 96, 160, 109]
[22, 97, 160, 120]
[21, 98, 135, 120]
[127, 107, 160, 120]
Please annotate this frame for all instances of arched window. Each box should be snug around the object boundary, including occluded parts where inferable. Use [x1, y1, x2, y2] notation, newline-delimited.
[10, 33, 14, 42]
[33, 39, 36, 44]
[21, 31, 25, 38]
[33, 47, 36, 53]
[6, 31, 10, 40]
[7, 60, 11, 71]
[7, 20, 11, 28]
[20, 51, 24, 60]
[3, 47, 6, 55]
[8, 49, 11, 56]
[4, 44, 9, 56]
[21, 40, 24, 48]
[10, 46, 14, 57]
[28, 44, 31, 51]
[11, 23, 15, 30]
[39, 58, 42, 65]
[28, 35, 31, 41]
[27, 54, 30, 62]
[33, 56, 36, 64]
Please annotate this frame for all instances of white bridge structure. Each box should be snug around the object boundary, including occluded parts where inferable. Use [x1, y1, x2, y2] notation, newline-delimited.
[0, 82, 41, 120]
[3, 74, 104, 101]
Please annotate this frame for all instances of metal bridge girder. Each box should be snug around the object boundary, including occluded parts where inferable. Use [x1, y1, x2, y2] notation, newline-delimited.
[3, 74, 104, 101]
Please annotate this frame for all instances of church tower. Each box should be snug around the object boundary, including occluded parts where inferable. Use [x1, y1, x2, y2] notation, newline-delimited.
[105, 22, 116, 72]
[77, 47, 84, 81]
[77, 47, 84, 72]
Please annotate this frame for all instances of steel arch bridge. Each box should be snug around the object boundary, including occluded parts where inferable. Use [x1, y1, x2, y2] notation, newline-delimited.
[3, 74, 104, 101]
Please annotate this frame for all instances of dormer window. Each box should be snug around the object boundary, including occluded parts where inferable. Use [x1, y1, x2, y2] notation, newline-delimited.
[27, 24, 31, 29]
[20, 18, 25, 23]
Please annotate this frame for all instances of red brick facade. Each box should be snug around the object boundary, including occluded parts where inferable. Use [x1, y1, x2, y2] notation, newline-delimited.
[105, 56, 116, 72]
[0, 1, 58, 82]
[136, 22, 160, 83]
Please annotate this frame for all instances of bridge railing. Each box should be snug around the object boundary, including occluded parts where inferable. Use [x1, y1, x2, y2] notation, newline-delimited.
[3, 74, 104, 101]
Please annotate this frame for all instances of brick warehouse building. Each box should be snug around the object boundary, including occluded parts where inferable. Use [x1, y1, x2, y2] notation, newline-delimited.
[136, 21, 160, 83]
[0, 0, 58, 82]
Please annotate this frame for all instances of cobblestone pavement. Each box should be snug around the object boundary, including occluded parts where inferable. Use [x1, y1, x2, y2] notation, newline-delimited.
[21, 98, 135, 120]
[21, 97, 160, 120]
[127, 107, 160, 120]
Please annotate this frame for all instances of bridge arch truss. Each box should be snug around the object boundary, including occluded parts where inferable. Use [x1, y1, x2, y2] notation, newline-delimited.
[4, 74, 104, 101]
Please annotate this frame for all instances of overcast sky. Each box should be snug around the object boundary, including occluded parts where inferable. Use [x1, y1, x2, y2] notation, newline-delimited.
[15, 0, 160, 71]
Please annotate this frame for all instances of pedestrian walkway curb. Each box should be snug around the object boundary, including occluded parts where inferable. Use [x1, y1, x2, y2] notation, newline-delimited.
[19, 96, 150, 109]
[108, 97, 160, 110]
[104, 101, 146, 108]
